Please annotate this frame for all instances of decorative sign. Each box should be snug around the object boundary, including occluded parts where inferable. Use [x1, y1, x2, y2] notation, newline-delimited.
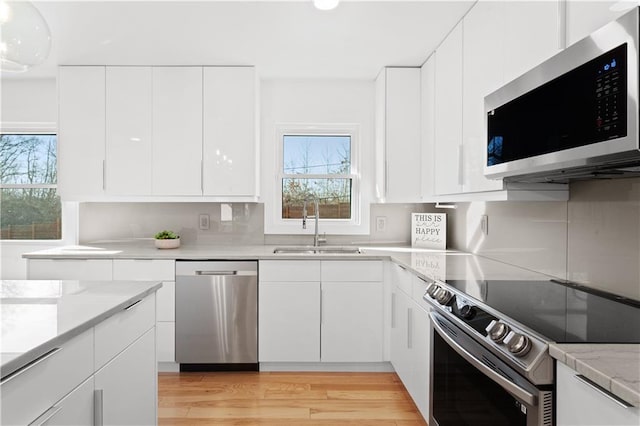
[411, 213, 446, 249]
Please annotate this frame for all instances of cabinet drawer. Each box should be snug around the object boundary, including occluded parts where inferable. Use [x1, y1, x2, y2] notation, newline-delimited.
[390, 262, 412, 295]
[113, 259, 175, 281]
[321, 260, 384, 282]
[1, 330, 94, 426]
[95, 293, 156, 370]
[27, 259, 113, 280]
[259, 260, 321, 282]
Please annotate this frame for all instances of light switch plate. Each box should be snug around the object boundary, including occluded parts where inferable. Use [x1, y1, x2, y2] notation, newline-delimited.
[376, 216, 387, 232]
[199, 214, 210, 230]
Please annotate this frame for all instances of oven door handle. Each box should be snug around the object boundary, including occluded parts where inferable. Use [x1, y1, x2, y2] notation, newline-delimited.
[430, 313, 538, 406]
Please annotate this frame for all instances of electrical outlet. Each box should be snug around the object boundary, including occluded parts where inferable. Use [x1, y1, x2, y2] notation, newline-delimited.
[481, 215, 489, 236]
[199, 214, 210, 230]
[376, 216, 387, 232]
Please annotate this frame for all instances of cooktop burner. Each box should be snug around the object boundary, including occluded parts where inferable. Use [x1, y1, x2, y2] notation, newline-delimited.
[444, 278, 640, 344]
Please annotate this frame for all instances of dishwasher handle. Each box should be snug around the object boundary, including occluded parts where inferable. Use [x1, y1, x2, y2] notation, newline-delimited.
[195, 270, 238, 276]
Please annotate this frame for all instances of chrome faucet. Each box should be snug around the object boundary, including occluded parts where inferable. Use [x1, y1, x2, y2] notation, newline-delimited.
[302, 198, 326, 247]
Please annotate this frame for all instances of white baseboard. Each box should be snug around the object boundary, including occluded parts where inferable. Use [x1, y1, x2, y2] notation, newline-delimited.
[259, 362, 394, 372]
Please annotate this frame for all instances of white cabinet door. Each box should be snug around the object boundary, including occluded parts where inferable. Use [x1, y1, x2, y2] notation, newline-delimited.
[556, 361, 640, 426]
[462, 0, 505, 194]
[408, 304, 431, 421]
[203, 66, 257, 197]
[94, 328, 157, 426]
[503, 1, 560, 83]
[420, 54, 436, 198]
[384, 67, 422, 202]
[390, 289, 412, 388]
[57, 66, 106, 201]
[32, 377, 94, 426]
[434, 21, 464, 195]
[105, 67, 153, 195]
[321, 281, 383, 362]
[152, 67, 203, 196]
[258, 281, 321, 362]
[566, 1, 633, 47]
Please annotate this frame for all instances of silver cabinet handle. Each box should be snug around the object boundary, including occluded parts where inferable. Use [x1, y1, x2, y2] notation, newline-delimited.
[320, 288, 324, 325]
[0, 347, 61, 385]
[94, 389, 104, 426]
[457, 145, 464, 186]
[124, 299, 142, 311]
[430, 312, 537, 406]
[574, 374, 634, 409]
[28, 406, 62, 426]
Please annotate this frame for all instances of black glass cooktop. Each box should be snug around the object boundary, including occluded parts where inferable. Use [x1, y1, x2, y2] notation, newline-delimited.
[445, 279, 640, 344]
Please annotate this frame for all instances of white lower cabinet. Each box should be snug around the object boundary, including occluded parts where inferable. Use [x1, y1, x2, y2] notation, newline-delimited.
[258, 260, 384, 364]
[391, 288, 431, 420]
[1, 291, 157, 426]
[259, 281, 321, 362]
[95, 328, 157, 425]
[321, 281, 383, 362]
[557, 361, 640, 426]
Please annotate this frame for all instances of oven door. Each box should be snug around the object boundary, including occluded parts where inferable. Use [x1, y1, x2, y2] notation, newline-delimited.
[430, 312, 553, 426]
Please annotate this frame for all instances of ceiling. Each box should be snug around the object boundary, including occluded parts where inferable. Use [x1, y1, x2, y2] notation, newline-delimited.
[6, 0, 474, 80]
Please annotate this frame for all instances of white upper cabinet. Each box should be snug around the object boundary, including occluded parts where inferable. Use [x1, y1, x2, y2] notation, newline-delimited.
[566, 1, 634, 47]
[105, 67, 153, 196]
[503, 1, 560, 83]
[420, 54, 436, 198]
[203, 66, 257, 197]
[462, 0, 505, 194]
[57, 65, 258, 200]
[375, 67, 422, 203]
[431, 0, 566, 199]
[152, 67, 203, 196]
[57, 66, 106, 200]
[434, 21, 464, 196]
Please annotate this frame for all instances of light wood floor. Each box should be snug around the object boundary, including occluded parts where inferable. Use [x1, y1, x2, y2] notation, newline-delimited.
[158, 371, 428, 425]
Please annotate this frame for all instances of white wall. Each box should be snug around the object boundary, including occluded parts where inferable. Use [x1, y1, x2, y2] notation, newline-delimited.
[260, 79, 375, 235]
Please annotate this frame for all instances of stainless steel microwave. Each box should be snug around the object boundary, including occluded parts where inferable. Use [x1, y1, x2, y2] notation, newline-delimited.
[484, 7, 640, 183]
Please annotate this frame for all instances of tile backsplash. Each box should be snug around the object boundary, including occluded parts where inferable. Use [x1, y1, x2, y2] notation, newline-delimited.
[447, 177, 640, 301]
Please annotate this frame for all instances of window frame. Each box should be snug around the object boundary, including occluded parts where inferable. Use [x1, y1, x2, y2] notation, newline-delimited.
[0, 129, 75, 243]
[274, 124, 362, 233]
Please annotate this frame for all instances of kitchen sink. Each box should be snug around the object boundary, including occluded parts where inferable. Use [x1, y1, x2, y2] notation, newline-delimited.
[273, 246, 361, 254]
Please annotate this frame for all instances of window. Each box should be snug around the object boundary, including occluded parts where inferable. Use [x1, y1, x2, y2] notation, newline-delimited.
[0, 134, 61, 240]
[277, 125, 359, 228]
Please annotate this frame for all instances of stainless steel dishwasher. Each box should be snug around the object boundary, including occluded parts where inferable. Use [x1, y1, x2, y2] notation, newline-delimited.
[175, 260, 258, 371]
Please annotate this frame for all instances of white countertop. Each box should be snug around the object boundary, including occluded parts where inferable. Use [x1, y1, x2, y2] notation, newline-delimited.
[550, 343, 640, 407]
[0, 280, 162, 380]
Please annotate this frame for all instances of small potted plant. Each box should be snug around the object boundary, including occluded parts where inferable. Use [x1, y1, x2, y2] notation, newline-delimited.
[154, 230, 180, 249]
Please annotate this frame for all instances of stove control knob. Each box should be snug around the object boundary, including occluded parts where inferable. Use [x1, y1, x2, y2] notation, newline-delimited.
[426, 283, 440, 299]
[486, 320, 510, 343]
[435, 288, 454, 306]
[504, 332, 532, 357]
[460, 305, 476, 320]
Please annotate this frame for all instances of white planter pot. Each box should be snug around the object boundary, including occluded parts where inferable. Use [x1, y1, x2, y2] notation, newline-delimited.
[155, 238, 180, 249]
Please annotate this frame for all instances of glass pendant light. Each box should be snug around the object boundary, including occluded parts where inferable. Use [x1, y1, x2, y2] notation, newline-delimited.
[0, 1, 52, 73]
[313, 0, 340, 11]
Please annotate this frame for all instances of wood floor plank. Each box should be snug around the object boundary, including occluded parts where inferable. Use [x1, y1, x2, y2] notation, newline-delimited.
[158, 371, 427, 425]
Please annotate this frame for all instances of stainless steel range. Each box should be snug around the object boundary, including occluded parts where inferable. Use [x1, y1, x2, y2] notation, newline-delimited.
[423, 278, 640, 426]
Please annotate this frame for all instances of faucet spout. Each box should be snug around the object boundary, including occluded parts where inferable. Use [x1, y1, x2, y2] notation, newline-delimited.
[302, 198, 324, 247]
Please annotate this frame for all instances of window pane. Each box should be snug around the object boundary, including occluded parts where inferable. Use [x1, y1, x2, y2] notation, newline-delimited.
[0, 189, 61, 240]
[283, 135, 350, 175]
[0, 134, 57, 184]
[282, 178, 351, 219]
